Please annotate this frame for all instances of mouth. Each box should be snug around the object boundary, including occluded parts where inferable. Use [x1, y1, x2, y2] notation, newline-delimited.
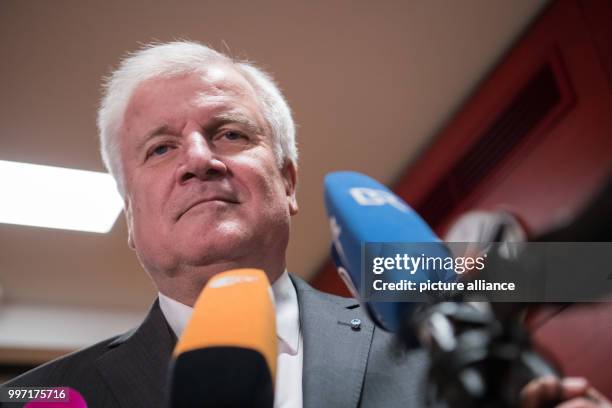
[177, 197, 239, 220]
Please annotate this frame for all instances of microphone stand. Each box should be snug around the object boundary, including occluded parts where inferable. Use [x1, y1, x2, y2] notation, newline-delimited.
[406, 177, 612, 407]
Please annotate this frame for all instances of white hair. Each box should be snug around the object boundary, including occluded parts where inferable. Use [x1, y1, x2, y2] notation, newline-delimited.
[97, 40, 297, 195]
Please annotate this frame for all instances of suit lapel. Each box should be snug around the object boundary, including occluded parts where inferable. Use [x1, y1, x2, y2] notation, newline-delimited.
[95, 300, 176, 408]
[92, 280, 373, 408]
[292, 276, 374, 408]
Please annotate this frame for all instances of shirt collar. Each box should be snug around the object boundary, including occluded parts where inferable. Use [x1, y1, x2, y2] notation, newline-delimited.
[158, 270, 300, 355]
[271, 270, 300, 355]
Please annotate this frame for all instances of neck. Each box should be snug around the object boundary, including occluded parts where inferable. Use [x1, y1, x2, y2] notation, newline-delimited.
[152, 258, 286, 306]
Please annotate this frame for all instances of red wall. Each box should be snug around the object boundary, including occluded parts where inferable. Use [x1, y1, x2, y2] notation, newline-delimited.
[313, 0, 612, 397]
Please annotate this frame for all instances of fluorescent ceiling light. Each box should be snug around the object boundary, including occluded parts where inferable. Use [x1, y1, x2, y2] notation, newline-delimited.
[0, 160, 123, 233]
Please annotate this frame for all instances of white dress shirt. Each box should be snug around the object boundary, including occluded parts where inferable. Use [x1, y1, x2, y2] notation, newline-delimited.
[158, 271, 303, 408]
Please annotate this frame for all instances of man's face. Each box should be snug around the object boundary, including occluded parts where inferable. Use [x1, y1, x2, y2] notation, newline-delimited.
[119, 68, 298, 284]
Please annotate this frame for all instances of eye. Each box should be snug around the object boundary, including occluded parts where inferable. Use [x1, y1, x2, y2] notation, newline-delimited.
[221, 130, 248, 142]
[147, 144, 173, 159]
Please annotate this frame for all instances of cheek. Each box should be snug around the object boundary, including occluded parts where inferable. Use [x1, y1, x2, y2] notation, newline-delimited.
[251, 167, 286, 202]
[259, 179, 292, 218]
[129, 181, 167, 230]
[233, 173, 284, 219]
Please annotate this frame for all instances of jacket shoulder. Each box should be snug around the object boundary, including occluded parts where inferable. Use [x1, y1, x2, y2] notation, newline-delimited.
[1, 332, 129, 395]
[289, 273, 356, 306]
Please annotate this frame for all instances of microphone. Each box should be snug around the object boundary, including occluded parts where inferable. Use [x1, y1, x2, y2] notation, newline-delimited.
[23, 388, 87, 407]
[323, 171, 456, 334]
[324, 171, 558, 407]
[168, 269, 277, 408]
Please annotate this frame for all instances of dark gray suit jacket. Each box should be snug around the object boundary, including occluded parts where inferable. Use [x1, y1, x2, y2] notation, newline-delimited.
[1, 276, 428, 407]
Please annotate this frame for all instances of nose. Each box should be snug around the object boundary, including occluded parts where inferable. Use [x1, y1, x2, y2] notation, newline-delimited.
[176, 131, 227, 184]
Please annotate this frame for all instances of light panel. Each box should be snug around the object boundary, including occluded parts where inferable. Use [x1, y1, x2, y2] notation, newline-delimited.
[0, 160, 123, 233]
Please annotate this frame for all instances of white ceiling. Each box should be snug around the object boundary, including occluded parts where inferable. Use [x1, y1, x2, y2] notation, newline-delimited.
[0, 0, 549, 353]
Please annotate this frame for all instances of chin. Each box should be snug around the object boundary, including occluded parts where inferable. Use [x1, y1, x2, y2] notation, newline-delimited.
[181, 227, 253, 264]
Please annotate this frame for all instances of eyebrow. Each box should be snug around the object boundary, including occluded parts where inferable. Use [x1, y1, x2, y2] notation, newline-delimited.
[211, 111, 264, 135]
[136, 124, 180, 151]
[147, 124, 175, 138]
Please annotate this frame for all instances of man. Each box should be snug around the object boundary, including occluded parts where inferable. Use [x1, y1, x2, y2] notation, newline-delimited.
[1, 41, 608, 408]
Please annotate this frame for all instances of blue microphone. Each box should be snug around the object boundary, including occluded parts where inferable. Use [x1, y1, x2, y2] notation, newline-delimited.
[324, 171, 456, 334]
[324, 172, 564, 407]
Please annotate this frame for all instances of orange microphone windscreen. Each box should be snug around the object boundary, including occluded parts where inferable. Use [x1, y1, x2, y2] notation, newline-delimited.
[169, 269, 277, 408]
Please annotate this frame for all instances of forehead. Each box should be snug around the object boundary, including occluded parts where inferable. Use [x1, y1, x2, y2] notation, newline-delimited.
[123, 66, 264, 131]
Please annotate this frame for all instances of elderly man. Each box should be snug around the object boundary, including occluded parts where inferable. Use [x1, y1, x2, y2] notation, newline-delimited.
[2, 41, 608, 408]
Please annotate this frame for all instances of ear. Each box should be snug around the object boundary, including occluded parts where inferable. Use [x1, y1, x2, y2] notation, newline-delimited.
[281, 161, 298, 216]
[124, 197, 136, 250]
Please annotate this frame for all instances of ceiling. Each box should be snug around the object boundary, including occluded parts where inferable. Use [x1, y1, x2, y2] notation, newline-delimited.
[0, 0, 549, 355]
